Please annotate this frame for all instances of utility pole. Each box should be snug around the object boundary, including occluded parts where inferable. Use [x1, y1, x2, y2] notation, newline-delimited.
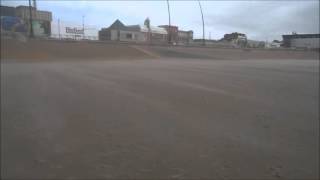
[166, 0, 171, 44]
[28, 0, 34, 38]
[82, 15, 85, 39]
[32, 0, 37, 9]
[198, 0, 205, 46]
[58, 18, 61, 39]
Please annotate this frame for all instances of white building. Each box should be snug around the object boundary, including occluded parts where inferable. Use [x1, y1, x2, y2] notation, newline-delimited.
[99, 18, 168, 44]
[247, 39, 265, 48]
[282, 33, 320, 49]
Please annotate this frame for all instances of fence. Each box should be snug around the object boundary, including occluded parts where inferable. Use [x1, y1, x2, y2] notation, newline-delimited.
[51, 17, 98, 40]
[50, 34, 98, 40]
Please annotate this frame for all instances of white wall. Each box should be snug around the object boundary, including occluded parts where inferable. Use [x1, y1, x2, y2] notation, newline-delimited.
[51, 19, 98, 39]
[291, 38, 319, 49]
[110, 30, 117, 40]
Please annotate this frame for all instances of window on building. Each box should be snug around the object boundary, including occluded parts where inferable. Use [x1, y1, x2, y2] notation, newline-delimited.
[126, 33, 132, 39]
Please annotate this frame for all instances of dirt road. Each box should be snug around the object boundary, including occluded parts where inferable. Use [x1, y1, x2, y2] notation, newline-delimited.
[1, 58, 319, 179]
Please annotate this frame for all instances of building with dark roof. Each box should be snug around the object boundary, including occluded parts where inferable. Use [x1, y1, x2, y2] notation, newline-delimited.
[282, 33, 320, 49]
[98, 18, 168, 44]
[158, 25, 193, 45]
[177, 30, 193, 45]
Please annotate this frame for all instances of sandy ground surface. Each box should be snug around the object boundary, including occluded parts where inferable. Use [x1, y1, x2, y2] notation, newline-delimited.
[139, 45, 319, 60]
[1, 58, 319, 179]
[1, 39, 153, 60]
[2, 38, 319, 61]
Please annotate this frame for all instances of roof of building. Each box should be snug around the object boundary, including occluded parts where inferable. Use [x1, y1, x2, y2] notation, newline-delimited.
[108, 19, 126, 29]
[140, 25, 167, 34]
[178, 30, 193, 33]
[126, 25, 141, 32]
[0, 6, 16, 17]
[283, 34, 320, 39]
[104, 19, 167, 34]
[158, 25, 179, 29]
[16, 5, 36, 10]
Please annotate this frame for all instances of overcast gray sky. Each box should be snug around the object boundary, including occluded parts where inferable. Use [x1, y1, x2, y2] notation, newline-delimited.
[2, 0, 319, 41]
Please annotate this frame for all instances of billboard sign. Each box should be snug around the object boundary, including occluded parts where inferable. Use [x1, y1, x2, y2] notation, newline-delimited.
[66, 27, 84, 34]
[1, 16, 27, 33]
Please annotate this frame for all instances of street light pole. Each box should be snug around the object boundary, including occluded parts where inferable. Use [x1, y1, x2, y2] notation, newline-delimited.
[198, 0, 205, 46]
[166, 0, 171, 44]
[28, 0, 34, 38]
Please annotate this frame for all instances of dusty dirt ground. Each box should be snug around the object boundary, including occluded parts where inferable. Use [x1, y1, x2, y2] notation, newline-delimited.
[1, 56, 319, 179]
[144, 45, 319, 60]
[2, 38, 319, 61]
[1, 39, 319, 179]
[1, 39, 153, 60]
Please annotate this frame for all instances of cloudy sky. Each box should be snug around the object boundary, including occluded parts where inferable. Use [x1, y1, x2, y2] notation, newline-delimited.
[2, 0, 319, 41]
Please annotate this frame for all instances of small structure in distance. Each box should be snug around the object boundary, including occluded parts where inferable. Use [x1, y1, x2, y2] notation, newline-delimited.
[98, 18, 193, 45]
